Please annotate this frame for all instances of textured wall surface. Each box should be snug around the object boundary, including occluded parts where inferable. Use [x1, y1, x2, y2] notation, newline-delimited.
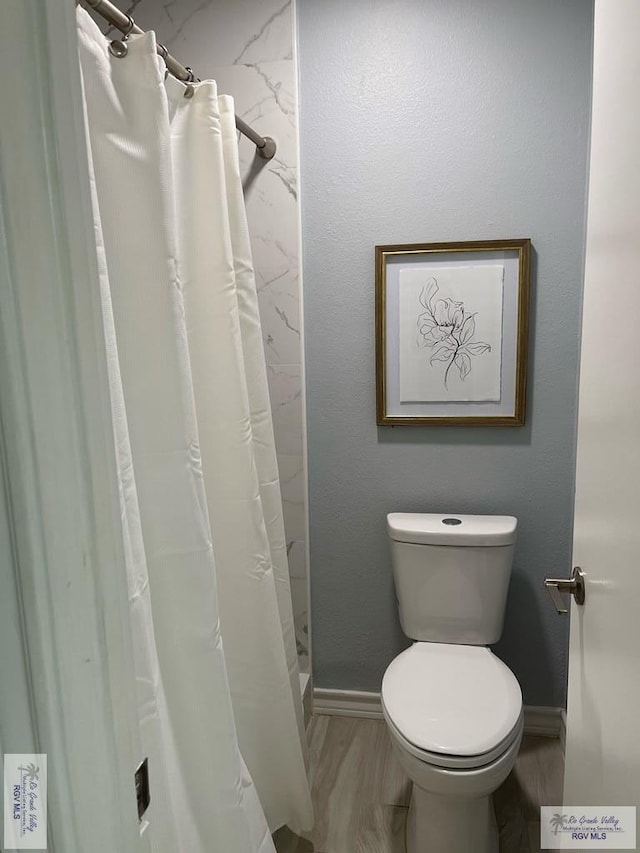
[297, 0, 593, 706]
[94, 0, 310, 671]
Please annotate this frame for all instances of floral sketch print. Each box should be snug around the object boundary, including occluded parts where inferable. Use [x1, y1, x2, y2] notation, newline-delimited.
[416, 277, 491, 388]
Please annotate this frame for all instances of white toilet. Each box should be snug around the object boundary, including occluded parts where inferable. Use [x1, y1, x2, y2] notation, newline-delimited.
[381, 513, 523, 853]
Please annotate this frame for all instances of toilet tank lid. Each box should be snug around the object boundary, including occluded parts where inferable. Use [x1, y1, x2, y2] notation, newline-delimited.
[387, 513, 517, 546]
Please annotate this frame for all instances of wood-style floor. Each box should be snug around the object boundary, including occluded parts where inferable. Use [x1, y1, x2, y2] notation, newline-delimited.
[274, 715, 564, 853]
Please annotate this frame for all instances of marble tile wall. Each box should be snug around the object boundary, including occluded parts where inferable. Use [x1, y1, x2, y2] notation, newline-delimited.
[95, 0, 309, 673]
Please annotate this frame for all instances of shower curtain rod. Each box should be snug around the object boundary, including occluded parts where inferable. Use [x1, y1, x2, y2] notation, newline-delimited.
[80, 0, 277, 160]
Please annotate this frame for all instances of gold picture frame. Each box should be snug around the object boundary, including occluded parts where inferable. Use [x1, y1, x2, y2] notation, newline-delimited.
[375, 239, 531, 426]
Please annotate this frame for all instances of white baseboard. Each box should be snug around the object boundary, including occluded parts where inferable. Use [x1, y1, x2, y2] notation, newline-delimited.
[314, 688, 384, 719]
[523, 704, 564, 739]
[313, 688, 565, 739]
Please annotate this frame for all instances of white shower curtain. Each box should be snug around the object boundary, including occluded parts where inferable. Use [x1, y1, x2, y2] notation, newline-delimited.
[76, 9, 313, 852]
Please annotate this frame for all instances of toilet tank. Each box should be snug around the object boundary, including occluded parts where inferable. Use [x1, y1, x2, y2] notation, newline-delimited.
[387, 513, 518, 645]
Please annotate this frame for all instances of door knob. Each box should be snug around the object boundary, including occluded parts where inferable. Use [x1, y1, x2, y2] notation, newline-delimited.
[544, 566, 585, 614]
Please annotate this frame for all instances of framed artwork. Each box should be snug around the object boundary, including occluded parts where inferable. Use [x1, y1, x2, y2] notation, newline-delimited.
[375, 239, 530, 426]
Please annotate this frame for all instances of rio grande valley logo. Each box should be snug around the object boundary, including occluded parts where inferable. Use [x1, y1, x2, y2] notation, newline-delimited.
[541, 806, 636, 849]
[3, 754, 47, 850]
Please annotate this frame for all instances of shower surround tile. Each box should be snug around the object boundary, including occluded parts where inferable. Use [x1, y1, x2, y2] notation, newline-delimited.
[130, 0, 294, 68]
[290, 577, 309, 666]
[287, 540, 307, 580]
[268, 365, 303, 456]
[278, 454, 306, 542]
[112, 0, 310, 674]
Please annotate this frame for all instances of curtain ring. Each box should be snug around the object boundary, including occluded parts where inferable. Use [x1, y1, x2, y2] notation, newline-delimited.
[122, 14, 135, 39]
[157, 45, 169, 79]
[108, 39, 128, 58]
[185, 67, 196, 83]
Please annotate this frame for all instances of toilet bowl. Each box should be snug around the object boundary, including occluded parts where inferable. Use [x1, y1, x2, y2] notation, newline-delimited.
[382, 642, 523, 853]
[382, 513, 522, 853]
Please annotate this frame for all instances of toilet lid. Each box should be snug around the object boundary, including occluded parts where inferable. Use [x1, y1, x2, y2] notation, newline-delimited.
[381, 643, 522, 757]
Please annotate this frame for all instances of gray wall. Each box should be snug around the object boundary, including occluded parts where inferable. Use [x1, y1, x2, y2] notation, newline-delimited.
[297, 0, 593, 707]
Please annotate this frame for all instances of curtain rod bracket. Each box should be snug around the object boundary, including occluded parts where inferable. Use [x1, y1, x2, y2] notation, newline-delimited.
[257, 137, 277, 161]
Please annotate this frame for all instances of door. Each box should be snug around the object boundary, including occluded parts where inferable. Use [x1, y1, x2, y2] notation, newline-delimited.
[563, 0, 640, 818]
